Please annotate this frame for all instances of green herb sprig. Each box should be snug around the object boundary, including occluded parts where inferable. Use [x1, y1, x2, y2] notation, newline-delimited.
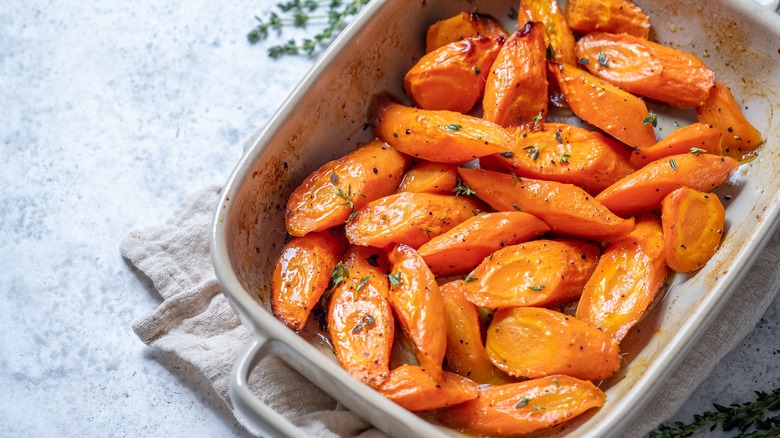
[651, 387, 780, 438]
[248, 0, 372, 58]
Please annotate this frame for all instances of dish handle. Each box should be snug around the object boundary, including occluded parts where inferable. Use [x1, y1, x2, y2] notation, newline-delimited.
[230, 336, 308, 438]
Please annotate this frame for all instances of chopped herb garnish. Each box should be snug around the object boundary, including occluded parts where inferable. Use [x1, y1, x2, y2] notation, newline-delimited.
[347, 211, 358, 222]
[577, 57, 590, 65]
[464, 275, 478, 283]
[388, 272, 401, 286]
[643, 112, 658, 127]
[555, 130, 563, 144]
[452, 179, 476, 196]
[442, 123, 462, 132]
[330, 171, 339, 185]
[528, 285, 545, 291]
[500, 151, 515, 158]
[513, 204, 521, 211]
[546, 43, 556, 60]
[336, 183, 366, 220]
[516, 398, 532, 408]
[560, 153, 571, 164]
[355, 276, 370, 291]
[331, 262, 349, 287]
[670, 159, 677, 170]
[523, 145, 540, 161]
[366, 253, 380, 267]
[597, 51, 609, 68]
[553, 379, 560, 387]
[351, 324, 363, 334]
[690, 147, 707, 156]
[531, 111, 543, 122]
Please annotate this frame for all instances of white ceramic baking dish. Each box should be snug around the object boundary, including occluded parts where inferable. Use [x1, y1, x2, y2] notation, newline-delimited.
[212, 1, 780, 436]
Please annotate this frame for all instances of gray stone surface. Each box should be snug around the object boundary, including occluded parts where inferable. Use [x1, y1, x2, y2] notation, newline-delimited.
[1, 1, 778, 437]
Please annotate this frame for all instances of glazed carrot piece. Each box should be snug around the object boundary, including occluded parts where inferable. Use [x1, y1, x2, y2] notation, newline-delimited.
[458, 167, 635, 242]
[461, 239, 600, 309]
[595, 153, 739, 218]
[345, 192, 483, 249]
[661, 187, 726, 273]
[439, 281, 513, 385]
[576, 214, 668, 342]
[517, 0, 577, 65]
[396, 161, 458, 195]
[388, 244, 448, 381]
[485, 307, 621, 381]
[630, 123, 722, 169]
[417, 211, 550, 276]
[271, 229, 347, 331]
[285, 139, 410, 237]
[425, 11, 508, 53]
[437, 375, 605, 436]
[483, 22, 548, 127]
[327, 246, 394, 388]
[575, 32, 715, 108]
[378, 365, 479, 412]
[549, 62, 656, 149]
[405, 36, 503, 113]
[696, 82, 763, 159]
[498, 123, 635, 195]
[371, 100, 518, 163]
[565, 0, 651, 39]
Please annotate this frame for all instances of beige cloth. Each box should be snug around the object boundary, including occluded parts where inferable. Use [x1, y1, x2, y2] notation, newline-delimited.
[121, 186, 780, 438]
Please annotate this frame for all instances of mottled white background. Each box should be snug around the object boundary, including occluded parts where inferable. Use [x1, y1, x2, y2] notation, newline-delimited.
[1, 0, 778, 436]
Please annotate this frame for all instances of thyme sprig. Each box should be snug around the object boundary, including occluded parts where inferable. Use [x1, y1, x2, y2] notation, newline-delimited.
[248, 0, 372, 58]
[651, 387, 780, 438]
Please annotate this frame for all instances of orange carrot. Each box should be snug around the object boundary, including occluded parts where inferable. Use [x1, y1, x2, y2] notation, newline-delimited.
[461, 239, 600, 309]
[437, 375, 605, 436]
[595, 153, 739, 217]
[576, 214, 668, 342]
[397, 161, 458, 195]
[439, 281, 513, 385]
[485, 307, 621, 381]
[661, 187, 726, 273]
[345, 192, 483, 249]
[517, 0, 577, 65]
[388, 244, 448, 381]
[371, 100, 518, 163]
[416, 211, 550, 276]
[458, 167, 635, 242]
[483, 22, 548, 127]
[405, 36, 502, 113]
[327, 246, 394, 388]
[565, 0, 651, 38]
[285, 139, 410, 237]
[271, 229, 347, 331]
[425, 11, 508, 53]
[696, 82, 763, 159]
[378, 365, 479, 412]
[630, 123, 722, 169]
[549, 61, 657, 149]
[498, 123, 635, 195]
[574, 32, 715, 108]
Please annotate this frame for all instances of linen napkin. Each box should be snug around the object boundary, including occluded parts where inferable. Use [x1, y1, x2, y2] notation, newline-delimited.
[121, 186, 780, 438]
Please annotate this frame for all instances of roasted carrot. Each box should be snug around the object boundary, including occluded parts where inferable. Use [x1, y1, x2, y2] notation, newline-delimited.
[271, 229, 347, 331]
[549, 62, 657, 149]
[436, 375, 605, 436]
[371, 100, 518, 163]
[458, 167, 635, 242]
[565, 0, 651, 39]
[576, 214, 668, 342]
[630, 123, 723, 169]
[285, 139, 410, 237]
[517, 0, 577, 65]
[396, 161, 458, 195]
[498, 123, 635, 195]
[595, 153, 739, 218]
[416, 211, 550, 276]
[661, 187, 726, 273]
[345, 192, 483, 249]
[378, 365, 479, 412]
[461, 239, 600, 309]
[388, 244, 448, 381]
[483, 22, 548, 127]
[439, 281, 513, 385]
[696, 82, 763, 159]
[574, 32, 715, 108]
[485, 307, 621, 381]
[327, 246, 394, 388]
[425, 11, 508, 53]
[405, 36, 503, 113]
